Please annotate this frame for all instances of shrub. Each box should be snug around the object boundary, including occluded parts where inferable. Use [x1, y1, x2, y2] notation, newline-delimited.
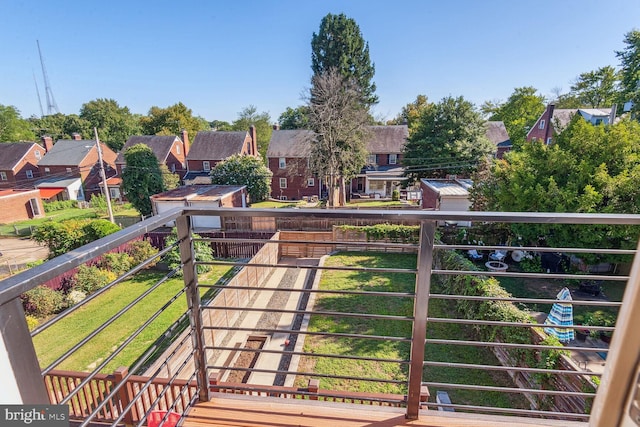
[73, 265, 117, 294]
[164, 231, 214, 275]
[127, 240, 159, 268]
[81, 220, 121, 242]
[392, 189, 400, 201]
[65, 290, 87, 306]
[100, 252, 133, 276]
[89, 194, 108, 215]
[25, 315, 39, 331]
[21, 285, 65, 317]
[43, 200, 78, 212]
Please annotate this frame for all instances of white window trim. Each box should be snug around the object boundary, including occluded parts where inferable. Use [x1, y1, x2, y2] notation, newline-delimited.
[44, 167, 50, 174]
[546, 137, 552, 145]
[203, 161, 211, 171]
[176, 145, 181, 154]
[26, 170, 33, 179]
[279, 178, 287, 188]
[279, 158, 286, 169]
[367, 154, 377, 164]
[34, 150, 41, 160]
[389, 154, 397, 165]
[539, 119, 545, 130]
[307, 178, 315, 187]
[0, 171, 6, 181]
[29, 198, 41, 216]
[66, 167, 72, 173]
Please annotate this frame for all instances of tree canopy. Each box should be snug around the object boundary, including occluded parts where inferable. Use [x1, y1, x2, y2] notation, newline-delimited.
[30, 113, 93, 140]
[209, 154, 272, 203]
[569, 66, 620, 108]
[308, 69, 370, 207]
[80, 98, 140, 151]
[140, 102, 210, 140]
[402, 96, 494, 181]
[278, 106, 310, 129]
[617, 30, 640, 117]
[121, 144, 165, 216]
[482, 87, 546, 146]
[0, 105, 35, 142]
[387, 95, 431, 134]
[311, 13, 377, 107]
[231, 105, 272, 158]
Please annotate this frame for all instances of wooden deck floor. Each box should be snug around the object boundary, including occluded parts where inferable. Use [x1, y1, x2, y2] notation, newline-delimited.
[182, 394, 586, 427]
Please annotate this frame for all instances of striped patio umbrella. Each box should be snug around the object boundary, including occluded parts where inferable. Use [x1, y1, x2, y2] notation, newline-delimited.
[543, 287, 574, 342]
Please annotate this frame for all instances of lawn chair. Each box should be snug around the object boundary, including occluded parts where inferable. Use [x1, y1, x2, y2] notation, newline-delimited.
[489, 250, 507, 262]
[467, 249, 483, 261]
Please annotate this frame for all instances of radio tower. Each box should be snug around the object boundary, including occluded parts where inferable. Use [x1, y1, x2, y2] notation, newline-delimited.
[37, 40, 60, 115]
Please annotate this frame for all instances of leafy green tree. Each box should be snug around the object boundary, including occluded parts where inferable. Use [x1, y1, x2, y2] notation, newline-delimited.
[80, 98, 140, 151]
[160, 164, 180, 190]
[307, 69, 370, 207]
[164, 230, 214, 275]
[475, 117, 640, 259]
[387, 95, 431, 134]
[32, 219, 120, 258]
[140, 102, 210, 140]
[231, 105, 272, 158]
[278, 106, 310, 129]
[569, 66, 620, 108]
[210, 120, 233, 131]
[402, 96, 494, 181]
[482, 87, 546, 146]
[210, 154, 272, 203]
[121, 144, 165, 216]
[311, 13, 377, 107]
[0, 105, 35, 142]
[29, 113, 93, 140]
[617, 30, 640, 117]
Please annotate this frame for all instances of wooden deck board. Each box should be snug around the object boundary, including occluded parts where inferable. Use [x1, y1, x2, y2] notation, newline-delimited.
[182, 394, 587, 427]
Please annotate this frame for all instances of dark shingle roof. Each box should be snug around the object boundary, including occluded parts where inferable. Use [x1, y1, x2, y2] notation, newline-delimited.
[485, 121, 511, 147]
[116, 135, 180, 164]
[187, 131, 249, 161]
[266, 130, 315, 158]
[38, 140, 95, 166]
[0, 142, 39, 170]
[365, 125, 408, 154]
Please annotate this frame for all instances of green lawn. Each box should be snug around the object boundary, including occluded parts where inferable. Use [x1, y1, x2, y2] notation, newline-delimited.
[33, 266, 232, 373]
[0, 208, 99, 235]
[347, 200, 409, 207]
[298, 252, 529, 409]
[250, 200, 306, 208]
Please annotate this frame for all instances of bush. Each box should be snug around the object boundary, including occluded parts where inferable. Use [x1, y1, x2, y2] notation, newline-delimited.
[127, 240, 159, 268]
[89, 194, 108, 215]
[25, 315, 39, 331]
[43, 200, 78, 212]
[99, 252, 133, 276]
[21, 285, 65, 317]
[82, 220, 121, 242]
[164, 231, 214, 275]
[73, 265, 117, 294]
[64, 290, 87, 306]
[392, 189, 400, 201]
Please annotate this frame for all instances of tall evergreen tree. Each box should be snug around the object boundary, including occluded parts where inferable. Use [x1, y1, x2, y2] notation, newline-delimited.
[311, 13, 377, 107]
[617, 30, 640, 117]
[121, 144, 164, 216]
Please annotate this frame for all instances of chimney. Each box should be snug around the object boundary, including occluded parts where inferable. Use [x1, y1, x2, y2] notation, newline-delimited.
[41, 136, 53, 152]
[273, 124, 280, 131]
[181, 129, 190, 156]
[71, 132, 82, 141]
[249, 125, 257, 156]
[543, 103, 555, 143]
[609, 104, 617, 124]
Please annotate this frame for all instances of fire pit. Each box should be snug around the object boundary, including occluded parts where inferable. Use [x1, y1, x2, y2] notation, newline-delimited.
[485, 261, 508, 272]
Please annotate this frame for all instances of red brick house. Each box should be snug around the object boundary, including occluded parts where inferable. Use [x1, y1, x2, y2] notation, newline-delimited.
[526, 104, 616, 144]
[37, 135, 118, 200]
[266, 129, 318, 200]
[0, 142, 45, 189]
[485, 121, 511, 159]
[0, 189, 44, 223]
[116, 130, 189, 179]
[184, 127, 257, 184]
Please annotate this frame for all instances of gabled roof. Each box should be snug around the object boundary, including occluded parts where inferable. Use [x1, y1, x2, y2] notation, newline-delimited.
[187, 131, 248, 161]
[0, 142, 41, 170]
[485, 121, 511, 147]
[38, 140, 96, 166]
[267, 130, 315, 158]
[365, 125, 408, 154]
[551, 108, 613, 129]
[116, 135, 180, 164]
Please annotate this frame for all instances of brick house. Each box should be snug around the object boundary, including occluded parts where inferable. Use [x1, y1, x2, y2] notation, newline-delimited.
[183, 127, 258, 185]
[526, 103, 616, 144]
[0, 189, 44, 223]
[116, 130, 190, 179]
[0, 142, 45, 189]
[37, 134, 118, 200]
[485, 121, 511, 159]
[266, 129, 318, 200]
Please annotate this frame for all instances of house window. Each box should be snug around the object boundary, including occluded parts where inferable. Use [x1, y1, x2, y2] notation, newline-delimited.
[29, 198, 41, 216]
[539, 119, 545, 130]
[280, 195, 288, 200]
[34, 150, 42, 160]
[389, 154, 397, 165]
[44, 167, 50, 175]
[279, 158, 286, 168]
[546, 137, 552, 145]
[66, 167, 72, 174]
[279, 178, 287, 188]
[0, 171, 6, 181]
[307, 178, 315, 187]
[203, 161, 211, 171]
[367, 154, 377, 164]
[26, 170, 34, 179]
[176, 145, 181, 155]
[109, 188, 118, 199]
[171, 164, 176, 172]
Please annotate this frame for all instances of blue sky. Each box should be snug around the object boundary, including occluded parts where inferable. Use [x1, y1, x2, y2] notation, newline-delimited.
[2, 0, 639, 124]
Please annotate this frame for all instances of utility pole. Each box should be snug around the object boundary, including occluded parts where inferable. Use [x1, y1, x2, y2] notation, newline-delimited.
[94, 127, 115, 224]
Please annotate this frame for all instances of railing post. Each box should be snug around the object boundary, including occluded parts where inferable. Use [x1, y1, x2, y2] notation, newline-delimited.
[113, 366, 134, 425]
[308, 379, 319, 400]
[0, 298, 49, 404]
[406, 220, 435, 419]
[176, 214, 210, 402]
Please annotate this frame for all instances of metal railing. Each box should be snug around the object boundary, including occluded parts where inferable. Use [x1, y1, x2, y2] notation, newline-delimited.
[1, 207, 639, 426]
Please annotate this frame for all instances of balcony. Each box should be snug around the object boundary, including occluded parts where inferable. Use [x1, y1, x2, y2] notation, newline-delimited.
[1, 207, 639, 427]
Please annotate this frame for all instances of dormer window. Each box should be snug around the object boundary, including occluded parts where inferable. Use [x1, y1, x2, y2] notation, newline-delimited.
[176, 145, 181, 155]
[34, 150, 42, 160]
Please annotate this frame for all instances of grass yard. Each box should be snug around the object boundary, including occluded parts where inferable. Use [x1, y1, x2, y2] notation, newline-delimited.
[347, 200, 408, 207]
[250, 200, 306, 208]
[33, 266, 232, 373]
[0, 208, 99, 235]
[297, 252, 529, 409]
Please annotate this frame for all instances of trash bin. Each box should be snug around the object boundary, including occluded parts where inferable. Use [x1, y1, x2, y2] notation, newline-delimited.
[147, 410, 181, 427]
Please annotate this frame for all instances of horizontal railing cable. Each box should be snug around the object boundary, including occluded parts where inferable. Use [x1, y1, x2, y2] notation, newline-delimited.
[201, 305, 414, 322]
[198, 259, 417, 274]
[423, 360, 601, 376]
[426, 317, 615, 332]
[433, 268, 628, 281]
[437, 243, 636, 255]
[202, 326, 412, 342]
[420, 401, 590, 421]
[423, 381, 596, 397]
[195, 236, 419, 249]
[198, 283, 416, 298]
[427, 338, 610, 353]
[429, 293, 622, 307]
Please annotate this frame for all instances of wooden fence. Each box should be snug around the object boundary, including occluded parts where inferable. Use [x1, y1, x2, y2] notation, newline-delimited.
[222, 215, 420, 232]
[146, 231, 274, 259]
